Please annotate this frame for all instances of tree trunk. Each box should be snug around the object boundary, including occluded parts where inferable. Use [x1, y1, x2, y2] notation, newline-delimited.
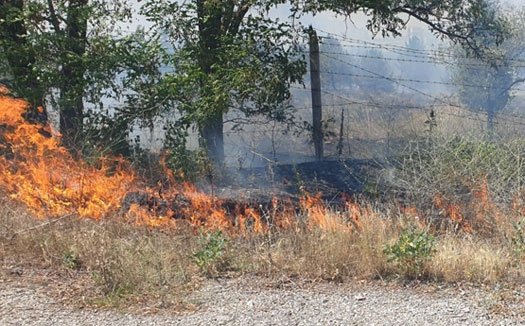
[196, 0, 225, 164]
[200, 112, 225, 163]
[60, 0, 88, 149]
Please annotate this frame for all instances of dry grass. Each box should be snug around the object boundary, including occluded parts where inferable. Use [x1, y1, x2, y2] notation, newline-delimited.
[0, 201, 200, 307]
[241, 208, 394, 281]
[1, 194, 525, 307]
[428, 235, 514, 284]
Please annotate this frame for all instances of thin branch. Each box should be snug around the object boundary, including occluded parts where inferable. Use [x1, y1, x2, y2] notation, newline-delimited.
[5, 213, 73, 241]
[395, 7, 483, 58]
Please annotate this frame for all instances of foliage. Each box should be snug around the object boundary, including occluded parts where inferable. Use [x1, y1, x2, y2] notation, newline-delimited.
[384, 228, 436, 277]
[0, 1, 143, 152]
[164, 121, 210, 182]
[62, 249, 82, 270]
[390, 136, 525, 206]
[193, 231, 229, 276]
[0, 0, 508, 163]
[295, 0, 507, 50]
[139, 0, 308, 162]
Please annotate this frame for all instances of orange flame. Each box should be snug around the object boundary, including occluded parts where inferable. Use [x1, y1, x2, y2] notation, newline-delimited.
[433, 194, 472, 232]
[0, 92, 294, 233]
[0, 94, 134, 219]
[0, 90, 395, 235]
[300, 193, 354, 232]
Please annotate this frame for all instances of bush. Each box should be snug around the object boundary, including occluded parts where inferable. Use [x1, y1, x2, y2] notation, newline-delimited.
[193, 231, 229, 276]
[384, 228, 436, 278]
[388, 136, 525, 208]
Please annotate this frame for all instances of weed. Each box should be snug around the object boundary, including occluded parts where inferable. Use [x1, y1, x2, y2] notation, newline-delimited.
[384, 228, 436, 278]
[193, 231, 228, 276]
[62, 249, 81, 270]
[512, 219, 525, 254]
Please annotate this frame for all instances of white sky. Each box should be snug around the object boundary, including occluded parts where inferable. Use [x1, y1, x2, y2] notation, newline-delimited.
[125, 0, 525, 49]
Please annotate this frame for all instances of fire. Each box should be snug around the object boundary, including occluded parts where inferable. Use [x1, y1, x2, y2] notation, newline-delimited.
[400, 205, 425, 228]
[0, 93, 134, 219]
[0, 90, 294, 232]
[300, 193, 354, 232]
[470, 177, 504, 234]
[0, 89, 376, 235]
[433, 194, 472, 232]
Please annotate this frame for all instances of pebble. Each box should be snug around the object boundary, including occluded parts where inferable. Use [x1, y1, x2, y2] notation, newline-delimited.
[1, 278, 523, 325]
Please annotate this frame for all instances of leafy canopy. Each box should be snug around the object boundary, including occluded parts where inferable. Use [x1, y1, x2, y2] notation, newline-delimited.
[138, 0, 307, 129]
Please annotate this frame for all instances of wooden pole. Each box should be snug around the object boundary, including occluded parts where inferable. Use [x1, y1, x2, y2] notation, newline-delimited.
[309, 26, 323, 161]
[338, 108, 344, 157]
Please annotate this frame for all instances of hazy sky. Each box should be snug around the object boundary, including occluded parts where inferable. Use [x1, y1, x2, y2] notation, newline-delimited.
[126, 0, 525, 50]
[275, 0, 525, 47]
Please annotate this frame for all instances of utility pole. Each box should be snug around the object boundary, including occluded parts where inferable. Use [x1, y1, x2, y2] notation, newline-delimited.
[309, 26, 323, 161]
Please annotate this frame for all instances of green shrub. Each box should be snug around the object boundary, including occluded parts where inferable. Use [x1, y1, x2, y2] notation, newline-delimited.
[512, 218, 525, 254]
[193, 231, 228, 276]
[62, 249, 82, 270]
[384, 228, 436, 278]
[164, 122, 211, 182]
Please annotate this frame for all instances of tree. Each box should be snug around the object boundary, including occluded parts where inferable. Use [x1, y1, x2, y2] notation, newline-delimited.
[0, 1, 44, 117]
[139, 0, 506, 165]
[2, 0, 506, 163]
[0, 1, 133, 151]
[141, 0, 306, 164]
[297, 0, 506, 52]
[453, 5, 524, 131]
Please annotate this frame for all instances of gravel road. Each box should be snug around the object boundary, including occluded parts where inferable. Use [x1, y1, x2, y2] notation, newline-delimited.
[1, 277, 523, 325]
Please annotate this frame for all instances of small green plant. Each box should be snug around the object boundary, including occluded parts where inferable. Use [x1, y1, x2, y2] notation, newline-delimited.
[62, 250, 81, 270]
[512, 219, 525, 254]
[384, 228, 436, 278]
[193, 231, 228, 276]
[363, 178, 380, 197]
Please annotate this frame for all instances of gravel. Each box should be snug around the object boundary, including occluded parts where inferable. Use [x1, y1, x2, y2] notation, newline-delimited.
[1, 277, 523, 325]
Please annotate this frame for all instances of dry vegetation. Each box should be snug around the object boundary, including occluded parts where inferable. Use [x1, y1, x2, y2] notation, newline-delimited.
[2, 162, 525, 308]
[2, 91, 525, 308]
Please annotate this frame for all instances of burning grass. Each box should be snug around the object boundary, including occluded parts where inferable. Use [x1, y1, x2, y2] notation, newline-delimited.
[2, 195, 525, 307]
[0, 90, 269, 231]
[1, 89, 525, 306]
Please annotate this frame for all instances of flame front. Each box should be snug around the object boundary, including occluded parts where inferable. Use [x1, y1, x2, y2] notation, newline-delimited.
[0, 89, 374, 234]
[0, 91, 286, 232]
[0, 94, 134, 219]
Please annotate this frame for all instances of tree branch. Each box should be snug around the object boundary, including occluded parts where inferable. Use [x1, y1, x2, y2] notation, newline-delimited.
[499, 77, 525, 96]
[228, 1, 251, 36]
[395, 7, 483, 57]
[47, 0, 61, 32]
